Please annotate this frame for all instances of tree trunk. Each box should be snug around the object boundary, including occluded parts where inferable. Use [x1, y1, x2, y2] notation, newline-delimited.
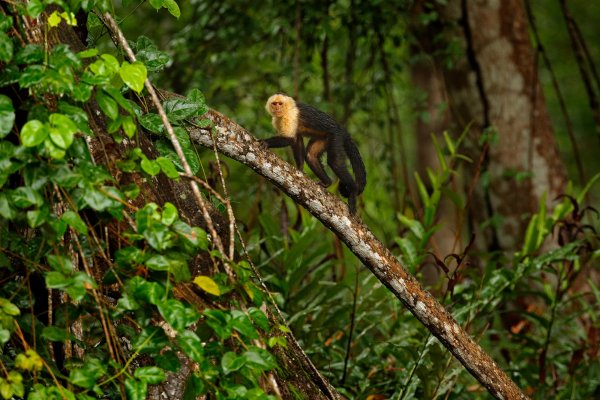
[417, 0, 568, 251]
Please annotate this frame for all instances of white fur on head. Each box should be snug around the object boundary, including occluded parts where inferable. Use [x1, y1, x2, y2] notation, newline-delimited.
[266, 93, 299, 138]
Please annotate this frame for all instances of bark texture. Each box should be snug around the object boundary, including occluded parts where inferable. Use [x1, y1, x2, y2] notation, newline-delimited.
[418, 0, 567, 251]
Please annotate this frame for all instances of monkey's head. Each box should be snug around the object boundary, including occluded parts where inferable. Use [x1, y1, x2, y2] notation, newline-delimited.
[266, 93, 294, 118]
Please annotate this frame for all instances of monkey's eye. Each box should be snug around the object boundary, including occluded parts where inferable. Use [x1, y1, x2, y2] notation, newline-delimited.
[272, 102, 282, 106]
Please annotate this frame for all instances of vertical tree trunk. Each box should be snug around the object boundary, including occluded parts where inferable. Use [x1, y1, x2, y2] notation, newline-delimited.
[416, 0, 567, 251]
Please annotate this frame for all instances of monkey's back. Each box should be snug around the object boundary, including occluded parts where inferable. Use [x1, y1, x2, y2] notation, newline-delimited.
[297, 103, 348, 137]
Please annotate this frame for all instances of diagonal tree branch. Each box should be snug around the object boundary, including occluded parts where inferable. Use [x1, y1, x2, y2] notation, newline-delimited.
[184, 105, 529, 400]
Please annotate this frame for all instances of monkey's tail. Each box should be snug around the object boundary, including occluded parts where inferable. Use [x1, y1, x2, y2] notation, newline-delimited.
[344, 135, 366, 195]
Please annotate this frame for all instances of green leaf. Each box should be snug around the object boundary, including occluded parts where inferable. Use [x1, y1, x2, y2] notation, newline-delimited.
[27, 206, 49, 228]
[242, 347, 277, 371]
[11, 186, 43, 208]
[120, 61, 147, 93]
[0, 193, 15, 219]
[172, 221, 208, 250]
[0, 329, 10, 345]
[41, 326, 69, 342]
[163, 98, 202, 122]
[193, 276, 221, 296]
[122, 115, 136, 138]
[20, 120, 48, 147]
[133, 326, 169, 354]
[26, 0, 45, 17]
[77, 48, 98, 59]
[153, 351, 180, 372]
[49, 113, 78, 149]
[69, 358, 106, 389]
[18, 65, 44, 88]
[89, 53, 119, 78]
[134, 366, 166, 384]
[0, 95, 15, 138]
[248, 307, 269, 331]
[138, 112, 164, 134]
[157, 299, 199, 332]
[161, 202, 178, 225]
[61, 210, 88, 234]
[15, 44, 43, 64]
[0, 13, 13, 32]
[125, 379, 148, 400]
[203, 309, 232, 340]
[157, 156, 179, 179]
[177, 330, 204, 363]
[140, 157, 160, 176]
[221, 352, 245, 375]
[47, 254, 74, 272]
[187, 89, 208, 116]
[0, 298, 20, 316]
[96, 90, 119, 120]
[230, 310, 259, 339]
[135, 36, 170, 72]
[164, 0, 181, 18]
[0, 32, 13, 62]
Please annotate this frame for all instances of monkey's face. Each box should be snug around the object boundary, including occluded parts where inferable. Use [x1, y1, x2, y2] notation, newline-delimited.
[269, 100, 285, 117]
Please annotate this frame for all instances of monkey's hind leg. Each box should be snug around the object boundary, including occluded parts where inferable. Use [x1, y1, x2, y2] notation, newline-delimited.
[306, 138, 332, 187]
[326, 140, 358, 213]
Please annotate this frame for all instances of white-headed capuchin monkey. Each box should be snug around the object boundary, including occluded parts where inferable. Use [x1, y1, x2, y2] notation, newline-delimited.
[263, 93, 366, 213]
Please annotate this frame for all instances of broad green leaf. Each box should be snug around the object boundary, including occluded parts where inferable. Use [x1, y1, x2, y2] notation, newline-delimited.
[0, 193, 15, 219]
[163, 98, 202, 122]
[41, 326, 69, 342]
[230, 310, 258, 339]
[177, 330, 204, 363]
[49, 113, 78, 149]
[221, 352, 245, 375]
[125, 378, 147, 400]
[193, 276, 221, 296]
[0, 298, 19, 316]
[138, 112, 163, 134]
[11, 186, 43, 208]
[61, 210, 88, 234]
[0, 32, 13, 62]
[0, 329, 10, 345]
[242, 347, 277, 371]
[157, 299, 199, 332]
[20, 120, 48, 147]
[26, 0, 45, 17]
[69, 358, 106, 389]
[0, 13, 13, 32]
[248, 307, 269, 331]
[153, 351, 180, 372]
[140, 157, 160, 176]
[0, 95, 15, 137]
[172, 221, 208, 249]
[203, 309, 232, 340]
[120, 61, 147, 93]
[156, 156, 179, 179]
[187, 88, 208, 116]
[161, 202, 178, 225]
[122, 115, 136, 138]
[133, 326, 169, 354]
[27, 206, 49, 228]
[163, 0, 181, 18]
[18, 65, 44, 87]
[47, 254, 74, 272]
[96, 90, 119, 120]
[134, 366, 166, 384]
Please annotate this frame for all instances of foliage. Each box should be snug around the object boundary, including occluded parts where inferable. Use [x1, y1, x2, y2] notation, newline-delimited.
[1, 0, 600, 399]
[0, 2, 278, 399]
